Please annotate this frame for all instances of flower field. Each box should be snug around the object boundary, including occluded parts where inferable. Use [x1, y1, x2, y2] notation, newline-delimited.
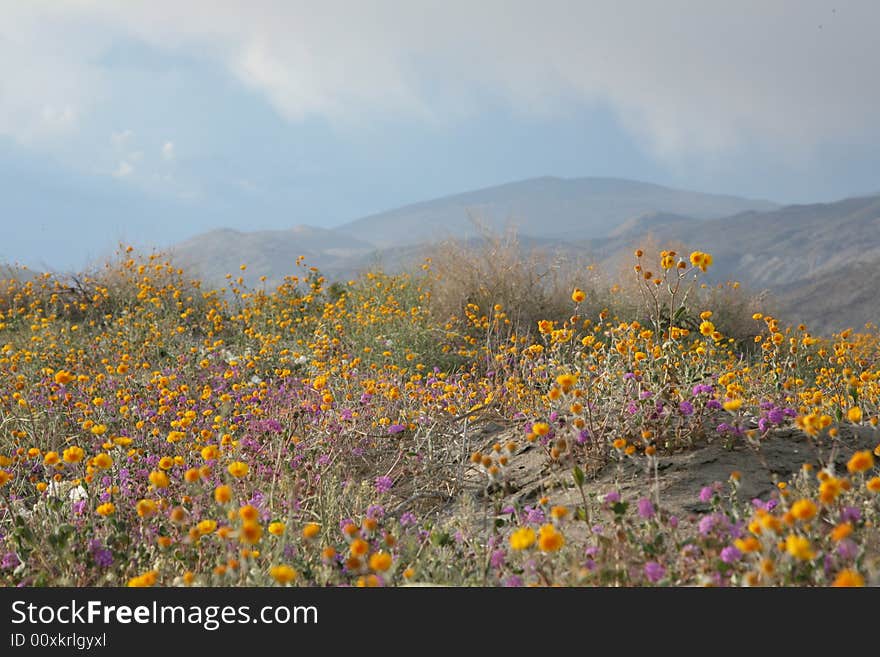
[0, 245, 878, 587]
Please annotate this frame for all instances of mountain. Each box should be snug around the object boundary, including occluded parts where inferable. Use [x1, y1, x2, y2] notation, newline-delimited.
[592, 195, 880, 334]
[163, 179, 879, 335]
[169, 225, 374, 288]
[336, 177, 777, 248]
[608, 212, 699, 239]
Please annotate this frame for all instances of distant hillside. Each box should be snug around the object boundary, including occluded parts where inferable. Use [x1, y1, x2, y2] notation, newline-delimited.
[169, 225, 374, 288]
[595, 195, 880, 334]
[609, 212, 699, 239]
[164, 181, 879, 335]
[336, 176, 777, 248]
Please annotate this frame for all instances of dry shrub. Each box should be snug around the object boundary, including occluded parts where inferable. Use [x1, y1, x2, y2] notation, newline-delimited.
[700, 281, 775, 344]
[423, 225, 591, 334]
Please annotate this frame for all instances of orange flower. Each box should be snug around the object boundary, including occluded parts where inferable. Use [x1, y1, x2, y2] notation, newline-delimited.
[509, 527, 536, 550]
[127, 571, 158, 587]
[847, 450, 874, 474]
[733, 536, 761, 553]
[831, 523, 853, 542]
[227, 461, 249, 478]
[239, 521, 263, 544]
[784, 534, 814, 561]
[819, 478, 842, 504]
[197, 519, 217, 535]
[269, 565, 297, 584]
[537, 524, 564, 552]
[214, 485, 232, 504]
[368, 551, 393, 572]
[239, 505, 259, 522]
[550, 506, 569, 522]
[63, 446, 84, 463]
[136, 499, 157, 518]
[790, 499, 817, 522]
[832, 569, 865, 587]
[54, 370, 74, 385]
[148, 470, 169, 488]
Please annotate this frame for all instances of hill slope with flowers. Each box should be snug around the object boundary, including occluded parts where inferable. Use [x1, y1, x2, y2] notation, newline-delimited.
[0, 245, 878, 587]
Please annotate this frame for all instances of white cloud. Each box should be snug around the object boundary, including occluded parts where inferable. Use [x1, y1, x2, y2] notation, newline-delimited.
[1, 1, 879, 160]
[111, 129, 134, 149]
[113, 160, 134, 178]
[161, 141, 175, 161]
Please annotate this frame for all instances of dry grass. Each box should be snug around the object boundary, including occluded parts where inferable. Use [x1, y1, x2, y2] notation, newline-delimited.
[424, 224, 599, 335]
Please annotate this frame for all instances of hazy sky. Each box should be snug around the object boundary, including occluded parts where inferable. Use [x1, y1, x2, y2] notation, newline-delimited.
[2, 1, 879, 270]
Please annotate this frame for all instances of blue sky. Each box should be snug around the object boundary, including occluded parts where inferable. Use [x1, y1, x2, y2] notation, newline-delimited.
[2, 2, 879, 271]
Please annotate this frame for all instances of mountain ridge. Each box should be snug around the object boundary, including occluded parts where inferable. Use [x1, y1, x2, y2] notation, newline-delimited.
[153, 179, 879, 334]
[335, 176, 778, 248]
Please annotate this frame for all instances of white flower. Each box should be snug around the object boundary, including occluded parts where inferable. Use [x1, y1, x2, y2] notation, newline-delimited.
[68, 485, 88, 503]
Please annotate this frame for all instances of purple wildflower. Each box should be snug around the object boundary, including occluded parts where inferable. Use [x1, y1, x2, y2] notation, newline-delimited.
[366, 504, 385, 520]
[840, 506, 862, 524]
[644, 561, 666, 583]
[1, 552, 20, 570]
[837, 539, 858, 561]
[679, 401, 694, 416]
[375, 476, 394, 493]
[89, 540, 113, 568]
[525, 506, 546, 525]
[720, 546, 742, 564]
[637, 498, 655, 520]
[698, 515, 717, 536]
